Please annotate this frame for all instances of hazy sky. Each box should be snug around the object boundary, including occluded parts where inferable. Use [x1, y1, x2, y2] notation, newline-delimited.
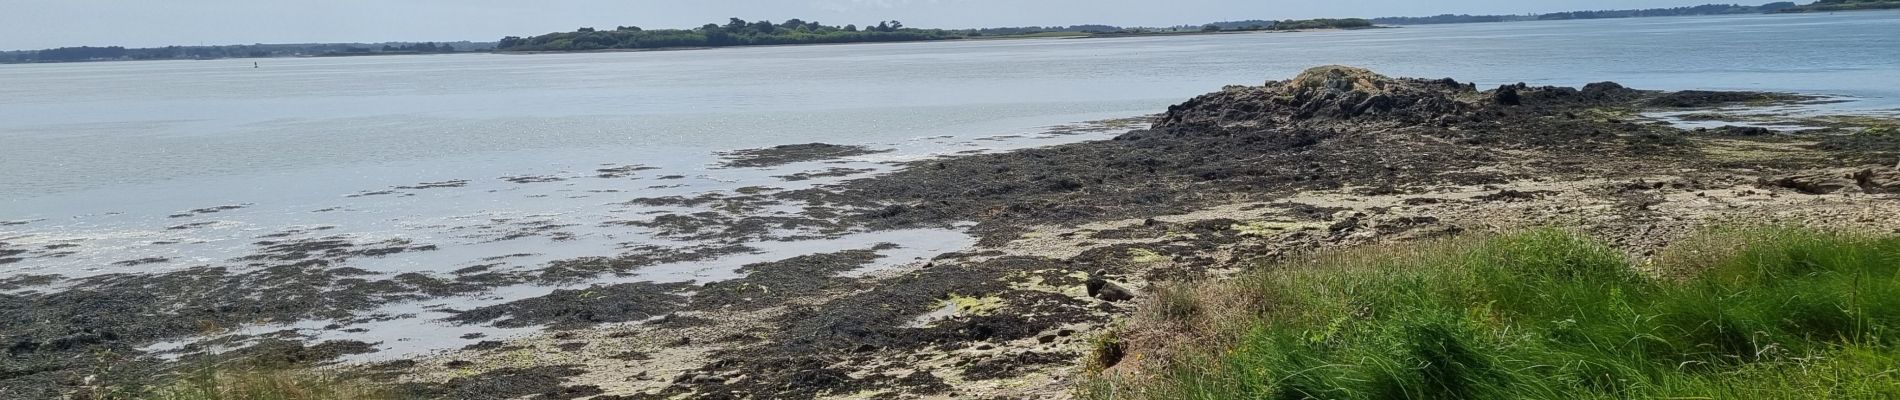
[3, 0, 1732, 50]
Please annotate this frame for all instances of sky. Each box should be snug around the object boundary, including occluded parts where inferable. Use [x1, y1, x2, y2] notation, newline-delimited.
[1, 0, 1742, 50]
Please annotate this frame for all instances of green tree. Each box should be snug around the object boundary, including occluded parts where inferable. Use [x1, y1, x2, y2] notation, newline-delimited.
[750, 20, 777, 34]
[489, 17, 959, 53]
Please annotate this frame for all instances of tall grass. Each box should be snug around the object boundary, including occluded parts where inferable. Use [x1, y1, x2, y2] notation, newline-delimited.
[1085, 227, 1900, 399]
[122, 367, 392, 400]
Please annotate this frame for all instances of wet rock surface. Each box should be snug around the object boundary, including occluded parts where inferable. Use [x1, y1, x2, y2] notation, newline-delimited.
[447, 282, 695, 330]
[688, 249, 885, 311]
[533, 244, 756, 284]
[794, 66, 1707, 246]
[775, 167, 877, 182]
[167, 204, 249, 218]
[717, 143, 892, 168]
[1646, 90, 1797, 108]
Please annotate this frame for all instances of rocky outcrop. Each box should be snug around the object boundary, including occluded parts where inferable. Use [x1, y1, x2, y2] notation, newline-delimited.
[1154, 66, 1479, 132]
[1152, 65, 1642, 135]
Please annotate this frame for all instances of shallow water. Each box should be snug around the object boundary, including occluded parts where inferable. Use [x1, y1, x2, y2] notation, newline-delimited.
[2, 10, 1898, 359]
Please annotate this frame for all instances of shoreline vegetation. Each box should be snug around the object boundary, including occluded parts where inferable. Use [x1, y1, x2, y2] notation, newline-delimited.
[0, 42, 492, 64]
[1778, 0, 1900, 12]
[1369, 2, 1799, 25]
[1085, 227, 1900, 399]
[4, 1, 1892, 64]
[490, 18, 1378, 53]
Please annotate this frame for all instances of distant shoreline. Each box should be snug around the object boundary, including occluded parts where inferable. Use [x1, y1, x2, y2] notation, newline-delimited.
[6, 6, 1897, 65]
[1776, 0, 1900, 12]
[0, 26, 1390, 64]
[491, 26, 1391, 56]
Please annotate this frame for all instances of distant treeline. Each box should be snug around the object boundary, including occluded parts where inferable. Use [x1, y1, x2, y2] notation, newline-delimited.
[962, 25, 1126, 36]
[1193, 18, 1375, 32]
[498, 19, 967, 51]
[1372, 2, 1799, 25]
[1778, 0, 1900, 12]
[0, 42, 497, 64]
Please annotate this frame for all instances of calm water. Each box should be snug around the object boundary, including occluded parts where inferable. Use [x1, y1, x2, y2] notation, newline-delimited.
[2, 11, 1897, 358]
[4, 12, 1899, 202]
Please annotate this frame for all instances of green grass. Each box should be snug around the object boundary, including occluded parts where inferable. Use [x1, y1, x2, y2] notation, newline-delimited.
[1085, 227, 1900, 399]
[153, 369, 391, 400]
[92, 366, 394, 400]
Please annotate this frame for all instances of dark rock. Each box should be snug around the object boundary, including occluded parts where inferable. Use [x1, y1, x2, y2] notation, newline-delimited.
[1085, 271, 1136, 302]
[1493, 84, 1523, 106]
[462, 341, 506, 351]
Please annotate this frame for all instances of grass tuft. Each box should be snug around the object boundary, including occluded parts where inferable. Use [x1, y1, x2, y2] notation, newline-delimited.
[1085, 227, 1900, 399]
[146, 367, 393, 400]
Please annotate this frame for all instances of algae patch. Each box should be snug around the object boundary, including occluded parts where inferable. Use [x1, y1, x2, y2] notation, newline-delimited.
[907, 294, 1006, 327]
[1127, 248, 1169, 264]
